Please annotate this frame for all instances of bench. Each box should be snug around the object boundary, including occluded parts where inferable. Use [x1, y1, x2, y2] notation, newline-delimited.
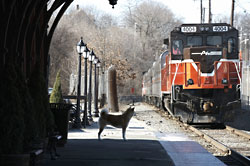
[48, 133, 62, 160]
[30, 149, 43, 166]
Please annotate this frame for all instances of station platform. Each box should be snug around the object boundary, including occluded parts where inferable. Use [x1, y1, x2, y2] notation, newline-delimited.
[41, 112, 225, 166]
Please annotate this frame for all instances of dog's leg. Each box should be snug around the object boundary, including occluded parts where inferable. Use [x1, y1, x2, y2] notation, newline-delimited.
[98, 127, 104, 140]
[122, 127, 127, 141]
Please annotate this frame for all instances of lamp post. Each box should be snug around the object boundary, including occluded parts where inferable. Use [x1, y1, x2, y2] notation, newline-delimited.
[97, 60, 101, 106]
[75, 37, 85, 128]
[93, 57, 101, 117]
[88, 49, 95, 121]
[82, 44, 90, 128]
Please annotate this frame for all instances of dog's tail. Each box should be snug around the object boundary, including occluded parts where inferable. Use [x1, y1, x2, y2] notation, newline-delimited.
[100, 108, 108, 118]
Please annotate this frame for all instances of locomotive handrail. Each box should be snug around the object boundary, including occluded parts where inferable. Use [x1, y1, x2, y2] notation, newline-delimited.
[214, 60, 241, 86]
[214, 61, 218, 85]
[196, 62, 201, 87]
[233, 62, 242, 85]
[171, 63, 180, 102]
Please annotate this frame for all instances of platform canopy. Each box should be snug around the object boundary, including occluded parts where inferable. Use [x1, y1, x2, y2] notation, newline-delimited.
[0, 0, 117, 80]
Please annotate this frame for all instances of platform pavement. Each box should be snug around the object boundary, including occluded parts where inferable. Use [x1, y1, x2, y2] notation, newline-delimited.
[41, 111, 225, 166]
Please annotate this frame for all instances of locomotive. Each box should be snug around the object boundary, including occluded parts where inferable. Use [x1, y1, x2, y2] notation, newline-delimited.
[142, 23, 241, 124]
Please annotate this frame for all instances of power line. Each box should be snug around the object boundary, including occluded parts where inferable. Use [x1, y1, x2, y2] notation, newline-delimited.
[236, 0, 250, 13]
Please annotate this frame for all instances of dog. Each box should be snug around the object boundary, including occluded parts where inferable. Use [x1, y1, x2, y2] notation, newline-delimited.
[98, 106, 135, 141]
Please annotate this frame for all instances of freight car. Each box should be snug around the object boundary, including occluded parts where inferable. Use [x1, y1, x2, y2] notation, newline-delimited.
[142, 23, 241, 124]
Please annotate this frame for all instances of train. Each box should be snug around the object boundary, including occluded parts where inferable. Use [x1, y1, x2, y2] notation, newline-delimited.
[142, 23, 241, 124]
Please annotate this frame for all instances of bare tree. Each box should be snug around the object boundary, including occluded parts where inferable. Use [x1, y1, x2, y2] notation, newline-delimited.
[49, 7, 136, 95]
[49, 22, 78, 94]
[121, 0, 182, 95]
[123, 0, 182, 65]
[49, 1, 182, 96]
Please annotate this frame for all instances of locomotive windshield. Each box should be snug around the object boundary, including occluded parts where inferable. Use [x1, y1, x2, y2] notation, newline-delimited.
[172, 40, 183, 55]
[187, 36, 202, 46]
[228, 38, 236, 53]
[207, 36, 222, 46]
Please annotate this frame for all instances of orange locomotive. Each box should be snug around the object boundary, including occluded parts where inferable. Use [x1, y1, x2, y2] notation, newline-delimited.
[143, 23, 241, 124]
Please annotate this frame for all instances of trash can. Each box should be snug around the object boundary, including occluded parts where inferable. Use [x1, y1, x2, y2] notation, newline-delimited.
[50, 103, 72, 146]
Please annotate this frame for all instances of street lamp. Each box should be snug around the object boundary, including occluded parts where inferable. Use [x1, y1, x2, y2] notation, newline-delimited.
[109, 0, 118, 8]
[88, 49, 95, 121]
[93, 57, 101, 117]
[75, 37, 85, 128]
[82, 44, 90, 128]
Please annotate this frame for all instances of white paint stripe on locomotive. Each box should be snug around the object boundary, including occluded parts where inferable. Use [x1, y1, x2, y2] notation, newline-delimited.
[170, 59, 240, 77]
[170, 60, 182, 64]
[200, 72, 214, 76]
[161, 91, 170, 94]
[181, 59, 199, 71]
[219, 59, 240, 63]
[182, 59, 194, 63]
[170, 59, 240, 64]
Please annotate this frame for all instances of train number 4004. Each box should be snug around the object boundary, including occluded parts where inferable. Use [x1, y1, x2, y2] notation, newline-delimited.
[213, 26, 228, 32]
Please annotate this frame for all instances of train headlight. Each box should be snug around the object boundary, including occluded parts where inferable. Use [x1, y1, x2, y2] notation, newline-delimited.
[200, 27, 209, 32]
[222, 78, 228, 84]
[187, 79, 194, 85]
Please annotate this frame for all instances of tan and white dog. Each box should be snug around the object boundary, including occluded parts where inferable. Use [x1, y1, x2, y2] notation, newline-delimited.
[98, 107, 135, 141]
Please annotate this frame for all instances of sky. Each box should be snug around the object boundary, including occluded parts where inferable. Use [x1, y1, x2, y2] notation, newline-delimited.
[69, 0, 250, 23]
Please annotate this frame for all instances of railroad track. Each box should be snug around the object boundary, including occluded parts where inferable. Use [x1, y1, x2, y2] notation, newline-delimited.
[185, 124, 250, 166]
[153, 108, 250, 165]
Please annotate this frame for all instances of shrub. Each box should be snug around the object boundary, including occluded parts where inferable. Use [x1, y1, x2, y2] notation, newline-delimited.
[50, 70, 64, 103]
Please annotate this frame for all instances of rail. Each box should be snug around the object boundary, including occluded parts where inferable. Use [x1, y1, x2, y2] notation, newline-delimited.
[187, 125, 230, 154]
[185, 124, 250, 166]
[225, 126, 250, 140]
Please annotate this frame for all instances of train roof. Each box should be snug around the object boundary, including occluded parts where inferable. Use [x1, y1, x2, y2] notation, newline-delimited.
[180, 23, 232, 26]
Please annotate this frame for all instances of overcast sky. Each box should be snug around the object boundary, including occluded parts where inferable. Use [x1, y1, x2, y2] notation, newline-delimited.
[69, 0, 250, 23]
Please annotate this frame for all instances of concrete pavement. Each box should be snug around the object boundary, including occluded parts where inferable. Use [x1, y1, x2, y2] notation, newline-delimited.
[41, 117, 174, 166]
[41, 106, 225, 166]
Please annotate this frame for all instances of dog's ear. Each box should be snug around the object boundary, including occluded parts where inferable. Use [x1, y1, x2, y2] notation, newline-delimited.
[127, 106, 134, 111]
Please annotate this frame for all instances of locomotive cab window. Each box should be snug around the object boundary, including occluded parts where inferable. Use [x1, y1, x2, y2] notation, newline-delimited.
[172, 40, 183, 55]
[207, 36, 222, 46]
[161, 51, 168, 69]
[187, 36, 202, 47]
[228, 38, 236, 53]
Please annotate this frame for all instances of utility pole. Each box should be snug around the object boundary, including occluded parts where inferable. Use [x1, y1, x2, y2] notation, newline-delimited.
[208, 0, 212, 23]
[231, 0, 235, 26]
[200, 0, 203, 23]
[202, 8, 205, 23]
